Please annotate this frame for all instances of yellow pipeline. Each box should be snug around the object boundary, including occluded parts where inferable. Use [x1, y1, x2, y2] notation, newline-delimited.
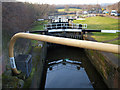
[9, 33, 120, 74]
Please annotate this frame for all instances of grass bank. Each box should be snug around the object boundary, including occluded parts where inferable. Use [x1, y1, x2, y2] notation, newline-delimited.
[91, 32, 119, 45]
[31, 20, 48, 31]
[73, 16, 119, 45]
[73, 16, 119, 30]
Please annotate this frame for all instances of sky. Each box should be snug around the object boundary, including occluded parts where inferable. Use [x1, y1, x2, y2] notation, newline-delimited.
[17, 0, 120, 5]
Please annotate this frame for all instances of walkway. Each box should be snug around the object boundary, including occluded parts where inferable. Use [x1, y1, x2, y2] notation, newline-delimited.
[102, 35, 120, 43]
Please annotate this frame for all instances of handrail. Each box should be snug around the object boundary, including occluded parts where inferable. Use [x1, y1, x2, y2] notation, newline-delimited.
[44, 23, 87, 29]
[9, 33, 120, 75]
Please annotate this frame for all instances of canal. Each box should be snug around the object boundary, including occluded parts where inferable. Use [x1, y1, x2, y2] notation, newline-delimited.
[40, 45, 108, 89]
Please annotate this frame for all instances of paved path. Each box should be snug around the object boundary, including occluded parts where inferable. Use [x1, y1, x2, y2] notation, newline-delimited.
[102, 35, 120, 43]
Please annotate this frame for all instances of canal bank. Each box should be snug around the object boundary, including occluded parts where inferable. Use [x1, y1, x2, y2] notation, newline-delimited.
[84, 34, 120, 88]
[24, 41, 47, 88]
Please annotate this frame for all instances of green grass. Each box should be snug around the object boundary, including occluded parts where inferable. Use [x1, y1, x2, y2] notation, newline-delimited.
[58, 9, 65, 12]
[73, 16, 119, 45]
[73, 16, 119, 30]
[108, 39, 120, 45]
[31, 20, 48, 31]
[91, 32, 119, 42]
[69, 8, 82, 11]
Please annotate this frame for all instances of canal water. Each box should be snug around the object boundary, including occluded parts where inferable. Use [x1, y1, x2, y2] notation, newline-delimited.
[40, 45, 108, 89]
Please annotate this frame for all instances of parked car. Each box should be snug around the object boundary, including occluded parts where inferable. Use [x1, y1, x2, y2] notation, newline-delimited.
[114, 13, 120, 16]
[88, 11, 92, 14]
[99, 10, 103, 14]
[83, 11, 88, 14]
[37, 19, 44, 21]
[111, 10, 117, 16]
[103, 10, 109, 14]
[92, 11, 97, 14]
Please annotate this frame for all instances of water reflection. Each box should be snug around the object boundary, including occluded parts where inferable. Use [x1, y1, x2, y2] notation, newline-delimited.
[45, 59, 93, 88]
[48, 59, 82, 72]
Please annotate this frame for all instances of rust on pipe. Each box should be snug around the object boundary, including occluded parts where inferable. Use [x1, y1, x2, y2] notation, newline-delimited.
[9, 33, 120, 74]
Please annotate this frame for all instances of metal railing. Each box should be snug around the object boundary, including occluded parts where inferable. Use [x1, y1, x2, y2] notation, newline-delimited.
[28, 29, 120, 33]
[44, 23, 87, 30]
[9, 33, 119, 75]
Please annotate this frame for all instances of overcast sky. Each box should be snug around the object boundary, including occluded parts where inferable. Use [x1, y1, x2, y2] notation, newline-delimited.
[17, 0, 120, 5]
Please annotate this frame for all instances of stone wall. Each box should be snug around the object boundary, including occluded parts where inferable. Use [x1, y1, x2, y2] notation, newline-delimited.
[2, 41, 47, 88]
[85, 49, 120, 88]
[29, 42, 47, 88]
[2, 38, 31, 71]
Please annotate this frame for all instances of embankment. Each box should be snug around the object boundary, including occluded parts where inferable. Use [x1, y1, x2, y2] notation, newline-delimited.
[85, 35, 120, 88]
